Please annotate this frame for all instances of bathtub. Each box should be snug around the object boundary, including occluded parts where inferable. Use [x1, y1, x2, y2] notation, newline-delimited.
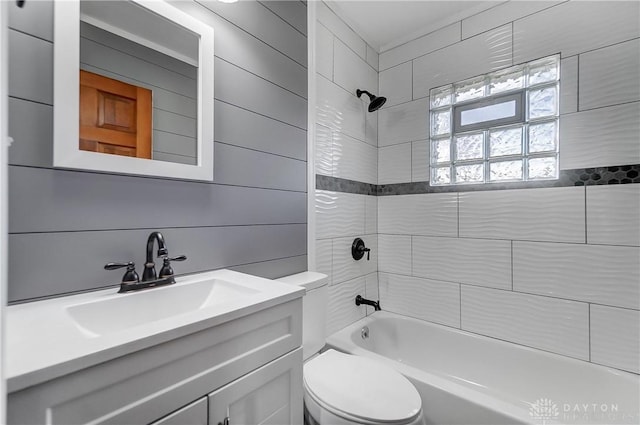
[326, 312, 639, 425]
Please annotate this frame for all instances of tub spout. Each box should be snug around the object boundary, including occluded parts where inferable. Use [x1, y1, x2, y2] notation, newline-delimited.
[355, 295, 381, 311]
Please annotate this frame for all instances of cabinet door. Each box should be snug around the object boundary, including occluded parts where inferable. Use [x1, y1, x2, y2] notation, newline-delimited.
[150, 397, 207, 425]
[209, 348, 303, 425]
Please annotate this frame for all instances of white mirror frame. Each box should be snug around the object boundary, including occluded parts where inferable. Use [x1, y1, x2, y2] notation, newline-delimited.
[53, 0, 214, 181]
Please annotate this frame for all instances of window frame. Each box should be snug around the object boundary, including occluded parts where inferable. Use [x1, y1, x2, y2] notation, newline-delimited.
[453, 91, 525, 133]
[429, 54, 560, 186]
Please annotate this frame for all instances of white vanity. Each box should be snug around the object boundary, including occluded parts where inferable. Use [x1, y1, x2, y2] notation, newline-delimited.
[6, 270, 304, 425]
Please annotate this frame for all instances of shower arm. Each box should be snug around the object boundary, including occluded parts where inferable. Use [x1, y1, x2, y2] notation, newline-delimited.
[356, 89, 374, 100]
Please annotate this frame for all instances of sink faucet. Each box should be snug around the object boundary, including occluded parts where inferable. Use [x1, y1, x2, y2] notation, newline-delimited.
[142, 231, 168, 282]
[105, 231, 187, 293]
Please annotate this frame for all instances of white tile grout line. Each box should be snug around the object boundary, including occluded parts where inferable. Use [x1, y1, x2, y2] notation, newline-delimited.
[410, 235, 413, 277]
[459, 283, 462, 329]
[457, 192, 460, 238]
[584, 185, 588, 244]
[377, 271, 640, 312]
[511, 240, 514, 291]
[588, 303, 592, 362]
[577, 53, 580, 112]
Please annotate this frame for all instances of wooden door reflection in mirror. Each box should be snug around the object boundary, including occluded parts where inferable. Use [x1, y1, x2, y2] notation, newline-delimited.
[79, 70, 152, 159]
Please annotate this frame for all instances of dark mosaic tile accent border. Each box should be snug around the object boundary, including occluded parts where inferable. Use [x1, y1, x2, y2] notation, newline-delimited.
[316, 175, 377, 195]
[563, 165, 640, 186]
[317, 164, 640, 196]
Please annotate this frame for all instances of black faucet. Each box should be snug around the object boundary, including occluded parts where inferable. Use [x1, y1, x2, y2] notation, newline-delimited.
[355, 295, 381, 311]
[105, 231, 186, 293]
[142, 231, 169, 282]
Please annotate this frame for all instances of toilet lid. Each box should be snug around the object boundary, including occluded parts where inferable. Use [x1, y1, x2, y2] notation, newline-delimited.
[304, 350, 422, 423]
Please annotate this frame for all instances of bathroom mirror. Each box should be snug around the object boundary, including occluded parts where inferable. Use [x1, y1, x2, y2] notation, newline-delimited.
[53, 0, 214, 181]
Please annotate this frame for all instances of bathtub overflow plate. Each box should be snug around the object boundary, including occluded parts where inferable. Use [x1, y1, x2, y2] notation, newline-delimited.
[361, 326, 369, 339]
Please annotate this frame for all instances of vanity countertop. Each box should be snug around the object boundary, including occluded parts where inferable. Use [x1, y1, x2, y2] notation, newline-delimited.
[6, 269, 304, 393]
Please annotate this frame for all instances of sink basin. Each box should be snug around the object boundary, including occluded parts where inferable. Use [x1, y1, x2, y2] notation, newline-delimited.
[66, 278, 259, 336]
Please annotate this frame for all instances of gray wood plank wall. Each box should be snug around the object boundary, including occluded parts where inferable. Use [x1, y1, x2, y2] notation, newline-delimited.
[7, 0, 308, 303]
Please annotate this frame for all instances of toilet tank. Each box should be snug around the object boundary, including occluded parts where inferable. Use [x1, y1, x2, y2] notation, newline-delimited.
[276, 272, 328, 360]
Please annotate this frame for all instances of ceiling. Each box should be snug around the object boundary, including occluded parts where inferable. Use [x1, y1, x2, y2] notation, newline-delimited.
[325, 1, 504, 52]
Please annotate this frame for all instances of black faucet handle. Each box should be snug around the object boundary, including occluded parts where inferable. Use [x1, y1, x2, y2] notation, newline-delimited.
[104, 261, 140, 283]
[159, 254, 187, 279]
[104, 261, 134, 271]
[352, 238, 371, 261]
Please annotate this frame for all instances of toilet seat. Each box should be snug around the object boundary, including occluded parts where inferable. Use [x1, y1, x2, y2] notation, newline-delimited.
[304, 350, 422, 424]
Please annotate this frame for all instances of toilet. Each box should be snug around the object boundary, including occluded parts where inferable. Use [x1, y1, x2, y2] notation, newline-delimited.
[277, 272, 425, 425]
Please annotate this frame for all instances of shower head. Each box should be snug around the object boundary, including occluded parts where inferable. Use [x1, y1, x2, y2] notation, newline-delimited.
[356, 89, 387, 112]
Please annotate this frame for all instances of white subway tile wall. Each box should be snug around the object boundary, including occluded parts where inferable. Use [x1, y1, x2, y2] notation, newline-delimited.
[332, 132, 377, 184]
[378, 143, 412, 184]
[378, 97, 429, 146]
[315, 239, 333, 285]
[513, 242, 640, 310]
[333, 38, 378, 96]
[365, 105, 378, 147]
[373, 184, 640, 372]
[590, 305, 640, 373]
[315, 123, 333, 176]
[458, 187, 585, 243]
[316, 23, 334, 80]
[412, 237, 512, 290]
[370, 1, 640, 373]
[579, 38, 640, 110]
[559, 56, 578, 114]
[411, 140, 430, 182]
[366, 44, 379, 72]
[379, 273, 460, 327]
[317, 0, 366, 59]
[461, 285, 590, 360]
[364, 196, 377, 235]
[378, 235, 411, 275]
[315, 190, 365, 240]
[512, 1, 639, 63]
[461, 1, 561, 40]
[379, 62, 412, 108]
[379, 22, 460, 71]
[314, 4, 380, 334]
[378, 193, 458, 236]
[586, 184, 640, 247]
[326, 275, 368, 335]
[316, 75, 366, 142]
[560, 102, 640, 170]
[412, 24, 513, 100]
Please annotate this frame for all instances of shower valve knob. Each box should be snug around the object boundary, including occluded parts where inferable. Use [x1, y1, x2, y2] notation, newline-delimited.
[352, 238, 370, 261]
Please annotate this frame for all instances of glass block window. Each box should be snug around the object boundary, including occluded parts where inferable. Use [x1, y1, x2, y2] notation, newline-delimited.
[430, 55, 560, 185]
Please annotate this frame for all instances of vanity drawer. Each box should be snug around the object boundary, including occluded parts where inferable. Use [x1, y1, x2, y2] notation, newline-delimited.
[8, 299, 302, 425]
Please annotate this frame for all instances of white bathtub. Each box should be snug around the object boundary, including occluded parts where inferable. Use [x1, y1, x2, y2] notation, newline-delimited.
[326, 312, 640, 425]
